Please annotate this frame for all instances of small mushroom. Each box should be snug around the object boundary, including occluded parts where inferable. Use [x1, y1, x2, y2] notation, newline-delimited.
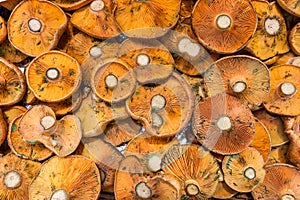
[252, 164, 300, 199]
[2, 105, 26, 126]
[26, 50, 82, 102]
[0, 108, 7, 146]
[204, 55, 270, 110]
[277, 0, 300, 17]
[7, 0, 67, 57]
[0, 57, 26, 106]
[0, 39, 28, 63]
[192, 94, 256, 155]
[0, 16, 7, 44]
[29, 155, 101, 200]
[192, 0, 257, 54]
[263, 65, 300, 116]
[266, 144, 289, 165]
[222, 147, 266, 192]
[245, 0, 290, 60]
[0, 153, 41, 200]
[289, 22, 300, 55]
[49, 0, 93, 11]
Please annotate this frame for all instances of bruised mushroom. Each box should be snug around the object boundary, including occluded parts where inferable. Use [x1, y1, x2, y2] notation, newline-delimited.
[0, 57, 26, 106]
[0, 153, 41, 200]
[26, 50, 82, 102]
[192, 94, 255, 155]
[0, 108, 7, 146]
[49, 0, 93, 11]
[204, 55, 270, 110]
[7, 0, 67, 57]
[192, 0, 257, 54]
[289, 22, 300, 55]
[29, 155, 101, 200]
[277, 0, 300, 17]
[0, 40, 28, 63]
[0, 16, 6, 44]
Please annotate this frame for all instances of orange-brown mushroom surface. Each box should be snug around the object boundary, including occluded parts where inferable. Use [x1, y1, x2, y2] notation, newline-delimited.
[26, 50, 82, 102]
[192, 0, 257, 54]
[49, 0, 93, 11]
[266, 144, 289, 165]
[7, 0, 67, 57]
[212, 180, 237, 199]
[29, 155, 101, 200]
[2, 106, 27, 125]
[284, 121, 300, 168]
[0, 16, 7, 44]
[289, 22, 300, 55]
[192, 94, 255, 155]
[0, 108, 7, 147]
[0, 57, 26, 106]
[0, 40, 28, 63]
[277, 0, 300, 17]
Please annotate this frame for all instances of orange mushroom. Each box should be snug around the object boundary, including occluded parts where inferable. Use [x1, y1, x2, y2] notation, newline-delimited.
[192, 94, 255, 155]
[49, 0, 93, 11]
[26, 50, 82, 102]
[0, 153, 41, 200]
[212, 180, 237, 199]
[0, 57, 26, 106]
[0, 108, 7, 146]
[277, 0, 300, 17]
[0, 40, 28, 63]
[29, 155, 101, 200]
[266, 144, 289, 165]
[289, 22, 300, 55]
[7, 0, 67, 57]
[192, 0, 257, 54]
[0, 16, 6, 44]
[204, 55, 270, 110]
[2, 105, 26, 125]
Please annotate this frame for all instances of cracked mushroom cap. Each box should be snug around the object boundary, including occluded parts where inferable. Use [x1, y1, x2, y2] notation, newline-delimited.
[49, 0, 93, 11]
[252, 164, 300, 200]
[0, 153, 41, 200]
[26, 50, 82, 102]
[245, 0, 290, 61]
[71, 0, 120, 39]
[7, 0, 67, 57]
[289, 22, 300, 55]
[277, 0, 300, 17]
[29, 155, 101, 200]
[0, 108, 7, 146]
[192, 0, 257, 54]
[222, 147, 266, 193]
[114, 0, 181, 38]
[126, 72, 194, 137]
[204, 55, 270, 110]
[263, 65, 300, 116]
[0, 57, 26, 106]
[192, 94, 256, 155]
[0, 39, 28, 63]
[161, 144, 220, 199]
[0, 16, 7, 44]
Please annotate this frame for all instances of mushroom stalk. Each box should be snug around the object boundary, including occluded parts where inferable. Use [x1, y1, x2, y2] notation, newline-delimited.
[185, 180, 200, 196]
[51, 189, 69, 200]
[4, 170, 22, 189]
[135, 182, 152, 199]
[281, 194, 295, 200]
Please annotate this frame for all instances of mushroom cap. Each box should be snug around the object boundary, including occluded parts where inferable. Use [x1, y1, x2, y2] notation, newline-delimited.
[192, 94, 255, 155]
[0, 40, 28, 63]
[0, 0, 20, 10]
[0, 57, 26, 106]
[252, 164, 300, 199]
[245, 0, 290, 60]
[0, 16, 7, 44]
[277, 0, 300, 17]
[222, 147, 266, 192]
[49, 0, 93, 11]
[266, 144, 289, 165]
[126, 72, 194, 137]
[26, 50, 82, 102]
[8, 114, 53, 161]
[204, 55, 270, 110]
[192, 0, 257, 54]
[212, 181, 237, 199]
[114, 0, 180, 38]
[0, 153, 41, 199]
[7, 0, 67, 57]
[71, 0, 120, 39]
[29, 155, 101, 200]
[263, 65, 300, 116]
[0, 108, 7, 146]
[161, 144, 220, 198]
[289, 22, 300, 55]
[2, 106, 27, 125]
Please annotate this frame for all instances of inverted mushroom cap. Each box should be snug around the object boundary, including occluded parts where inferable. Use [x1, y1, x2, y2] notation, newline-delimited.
[49, 0, 93, 11]
[0, 16, 7, 44]
[277, 0, 300, 17]
[0, 57, 26, 106]
[252, 164, 300, 199]
[192, 0, 257, 54]
[8, 0, 67, 57]
[26, 50, 82, 102]
[263, 65, 300, 116]
[29, 155, 101, 200]
[204, 55, 270, 110]
[0, 108, 7, 146]
[0, 40, 28, 63]
[192, 94, 255, 155]
[289, 22, 300, 55]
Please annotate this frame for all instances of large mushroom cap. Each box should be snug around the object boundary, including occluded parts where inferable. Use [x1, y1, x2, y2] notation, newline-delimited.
[192, 0, 257, 54]
[29, 155, 101, 200]
[192, 94, 256, 155]
[0, 57, 26, 106]
[7, 0, 67, 57]
[204, 55, 270, 110]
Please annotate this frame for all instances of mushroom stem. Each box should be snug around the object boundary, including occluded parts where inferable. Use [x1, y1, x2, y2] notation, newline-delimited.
[105, 74, 118, 89]
[0, 76, 6, 89]
[151, 112, 163, 128]
[41, 116, 56, 130]
[89, 46, 102, 58]
[4, 170, 22, 189]
[216, 116, 232, 131]
[244, 167, 256, 180]
[90, 0, 105, 12]
[151, 94, 166, 111]
[231, 81, 247, 93]
[136, 54, 150, 66]
[281, 194, 295, 200]
[264, 17, 280, 36]
[135, 182, 152, 199]
[216, 14, 232, 30]
[46, 68, 60, 80]
[28, 18, 42, 33]
[147, 153, 162, 172]
[51, 189, 69, 200]
[185, 180, 200, 196]
[178, 38, 201, 57]
[280, 82, 296, 96]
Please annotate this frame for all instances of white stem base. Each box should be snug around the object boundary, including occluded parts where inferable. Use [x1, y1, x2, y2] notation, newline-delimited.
[244, 167, 256, 180]
[105, 74, 118, 89]
[28, 18, 42, 33]
[89, 46, 102, 58]
[216, 14, 232, 30]
[151, 113, 163, 128]
[90, 0, 105, 12]
[178, 38, 201, 57]
[135, 182, 152, 199]
[46, 68, 60, 80]
[4, 170, 22, 189]
[51, 189, 69, 200]
[216, 116, 232, 131]
[147, 154, 162, 172]
[232, 81, 247, 93]
[151, 94, 166, 111]
[281, 195, 295, 200]
[264, 18, 280, 36]
[137, 54, 150, 66]
[280, 82, 296, 96]
[41, 116, 56, 130]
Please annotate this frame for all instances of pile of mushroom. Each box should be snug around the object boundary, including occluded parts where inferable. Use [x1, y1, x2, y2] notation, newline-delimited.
[0, 0, 300, 199]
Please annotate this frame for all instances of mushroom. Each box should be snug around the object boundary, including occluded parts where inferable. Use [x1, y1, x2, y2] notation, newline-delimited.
[126, 72, 194, 137]
[274, 52, 300, 66]
[0, 0, 20, 10]
[277, 0, 300, 17]
[263, 65, 300, 116]
[212, 180, 238, 199]
[26, 50, 82, 102]
[245, 0, 290, 61]
[289, 22, 300, 55]
[114, 0, 181, 38]
[222, 147, 266, 193]
[0, 40, 28, 63]
[0, 57, 26, 106]
[192, 0, 257, 54]
[252, 164, 300, 199]
[29, 155, 101, 200]
[2, 105, 27, 125]
[49, 0, 93, 11]
[266, 144, 289, 165]
[204, 55, 270, 110]
[91, 60, 136, 103]
[161, 144, 220, 199]
[7, 114, 53, 161]
[0, 16, 6, 44]
[7, 0, 67, 57]
[0, 153, 41, 200]
[192, 94, 256, 155]
[0, 108, 7, 147]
